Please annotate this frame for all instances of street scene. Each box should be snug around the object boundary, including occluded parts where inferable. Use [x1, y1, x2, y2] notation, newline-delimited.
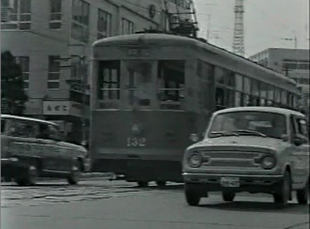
[1, 0, 309, 228]
[1, 178, 309, 229]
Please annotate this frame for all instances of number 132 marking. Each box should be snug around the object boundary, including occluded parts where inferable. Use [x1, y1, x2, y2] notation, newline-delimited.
[127, 137, 146, 147]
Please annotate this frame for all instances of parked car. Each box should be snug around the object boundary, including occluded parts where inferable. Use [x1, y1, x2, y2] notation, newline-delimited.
[1, 114, 89, 186]
[183, 107, 309, 208]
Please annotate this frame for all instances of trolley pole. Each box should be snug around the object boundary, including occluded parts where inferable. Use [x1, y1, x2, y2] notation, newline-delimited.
[80, 55, 87, 143]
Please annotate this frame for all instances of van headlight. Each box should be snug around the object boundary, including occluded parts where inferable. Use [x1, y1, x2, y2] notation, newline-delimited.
[188, 151, 202, 168]
[261, 156, 277, 169]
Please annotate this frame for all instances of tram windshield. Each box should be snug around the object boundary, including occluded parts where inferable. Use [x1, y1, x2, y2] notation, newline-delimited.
[96, 59, 186, 109]
[125, 61, 154, 106]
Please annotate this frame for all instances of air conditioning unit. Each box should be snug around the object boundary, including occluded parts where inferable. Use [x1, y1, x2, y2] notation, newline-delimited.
[1, 7, 9, 22]
[1, 0, 15, 22]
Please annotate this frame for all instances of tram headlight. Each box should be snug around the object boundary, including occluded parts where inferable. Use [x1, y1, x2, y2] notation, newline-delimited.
[261, 156, 277, 169]
[188, 151, 203, 168]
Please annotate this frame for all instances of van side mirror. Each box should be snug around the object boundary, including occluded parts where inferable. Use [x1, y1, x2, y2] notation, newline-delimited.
[292, 136, 304, 146]
[189, 133, 199, 143]
[281, 134, 289, 142]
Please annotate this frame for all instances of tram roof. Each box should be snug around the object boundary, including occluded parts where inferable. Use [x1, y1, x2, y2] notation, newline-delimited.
[92, 33, 297, 86]
[213, 106, 305, 117]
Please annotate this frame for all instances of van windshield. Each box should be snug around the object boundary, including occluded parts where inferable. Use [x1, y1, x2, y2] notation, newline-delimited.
[208, 111, 287, 139]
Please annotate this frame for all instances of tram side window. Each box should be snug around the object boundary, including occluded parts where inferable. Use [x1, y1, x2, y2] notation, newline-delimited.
[157, 60, 185, 102]
[281, 90, 287, 106]
[243, 77, 251, 106]
[267, 85, 275, 106]
[215, 67, 235, 109]
[97, 61, 120, 100]
[197, 60, 214, 82]
[260, 83, 268, 106]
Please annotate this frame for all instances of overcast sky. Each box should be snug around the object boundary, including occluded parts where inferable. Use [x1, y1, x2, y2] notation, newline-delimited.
[194, 0, 309, 57]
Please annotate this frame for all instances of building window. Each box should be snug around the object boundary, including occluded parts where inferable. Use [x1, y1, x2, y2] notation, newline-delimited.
[49, 0, 62, 29]
[71, 56, 81, 80]
[121, 18, 134, 35]
[71, 0, 90, 42]
[97, 9, 112, 39]
[48, 56, 60, 89]
[15, 56, 30, 90]
[1, 0, 31, 30]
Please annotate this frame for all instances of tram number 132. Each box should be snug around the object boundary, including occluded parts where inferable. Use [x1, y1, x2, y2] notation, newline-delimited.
[127, 137, 146, 147]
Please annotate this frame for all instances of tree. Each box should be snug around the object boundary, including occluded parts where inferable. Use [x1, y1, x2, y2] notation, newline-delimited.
[1, 51, 28, 115]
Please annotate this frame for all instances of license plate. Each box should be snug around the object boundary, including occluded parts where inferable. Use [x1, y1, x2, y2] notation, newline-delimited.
[220, 177, 240, 187]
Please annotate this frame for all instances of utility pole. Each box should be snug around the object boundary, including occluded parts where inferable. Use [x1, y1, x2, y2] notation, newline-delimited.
[66, 55, 88, 143]
[281, 36, 298, 49]
[80, 55, 88, 143]
[61, 47, 89, 143]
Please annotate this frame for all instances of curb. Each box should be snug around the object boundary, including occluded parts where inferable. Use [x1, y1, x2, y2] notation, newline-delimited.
[1, 173, 115, 183]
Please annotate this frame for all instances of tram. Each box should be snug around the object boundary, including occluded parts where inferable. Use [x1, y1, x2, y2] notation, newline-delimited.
[90, 31, 301, 187]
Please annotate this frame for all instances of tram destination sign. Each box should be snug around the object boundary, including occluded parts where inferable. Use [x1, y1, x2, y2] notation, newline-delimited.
[126, 48, 151, 57]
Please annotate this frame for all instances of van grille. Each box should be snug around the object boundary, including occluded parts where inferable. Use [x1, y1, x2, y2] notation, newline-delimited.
[201, 150, 264, 168]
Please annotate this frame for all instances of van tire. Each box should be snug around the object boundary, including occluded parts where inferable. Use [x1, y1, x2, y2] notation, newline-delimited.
[273, 170, 291, 207]
[296, 179, 309, 205]
[185, 190, 201, 206]
[222, 191, 236, 202]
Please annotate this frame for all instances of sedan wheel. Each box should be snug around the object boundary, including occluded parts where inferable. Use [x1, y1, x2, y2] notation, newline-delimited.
[67, 163, 81, 185]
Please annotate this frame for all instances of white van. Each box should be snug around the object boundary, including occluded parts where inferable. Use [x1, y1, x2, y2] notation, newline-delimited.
[183, 107, 309, 208]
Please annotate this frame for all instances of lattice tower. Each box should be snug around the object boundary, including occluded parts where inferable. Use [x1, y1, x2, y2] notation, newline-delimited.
[232, 0, 245, 56]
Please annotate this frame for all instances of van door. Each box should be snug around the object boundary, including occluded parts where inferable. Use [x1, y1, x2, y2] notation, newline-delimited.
[293, 116, 309, 184]
[290, 115, 309, 185]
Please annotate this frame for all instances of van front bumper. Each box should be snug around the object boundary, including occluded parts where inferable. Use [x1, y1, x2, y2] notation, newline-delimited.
[182, 172, 284, 193]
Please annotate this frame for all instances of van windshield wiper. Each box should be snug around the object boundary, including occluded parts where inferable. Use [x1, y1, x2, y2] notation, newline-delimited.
[209, 131, 239, 138]
[233, 129, 267, 137]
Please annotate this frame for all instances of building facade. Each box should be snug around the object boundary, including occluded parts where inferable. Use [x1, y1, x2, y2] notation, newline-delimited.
[249, 48, 310, 111]
[1, 0, 193, 143]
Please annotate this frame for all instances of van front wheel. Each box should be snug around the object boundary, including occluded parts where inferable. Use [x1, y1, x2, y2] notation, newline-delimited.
[296, 179, 309, 205]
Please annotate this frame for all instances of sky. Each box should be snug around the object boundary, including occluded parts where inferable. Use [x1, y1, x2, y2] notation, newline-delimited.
[194, 0, 309, 57]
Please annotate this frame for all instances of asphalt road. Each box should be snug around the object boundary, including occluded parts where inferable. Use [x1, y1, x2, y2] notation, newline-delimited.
[1, 179, 309, 229]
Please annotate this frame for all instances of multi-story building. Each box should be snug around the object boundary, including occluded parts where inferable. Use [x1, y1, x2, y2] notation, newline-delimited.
[249, 48, 310, 111]
[1, 0, 194, 143]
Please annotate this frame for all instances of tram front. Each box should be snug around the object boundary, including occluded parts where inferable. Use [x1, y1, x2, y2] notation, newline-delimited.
[90, 33, 209, 187]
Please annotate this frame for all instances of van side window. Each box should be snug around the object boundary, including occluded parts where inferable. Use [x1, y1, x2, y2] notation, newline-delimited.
[295, 118, 309, 142]
[8, 120, 37, 138]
